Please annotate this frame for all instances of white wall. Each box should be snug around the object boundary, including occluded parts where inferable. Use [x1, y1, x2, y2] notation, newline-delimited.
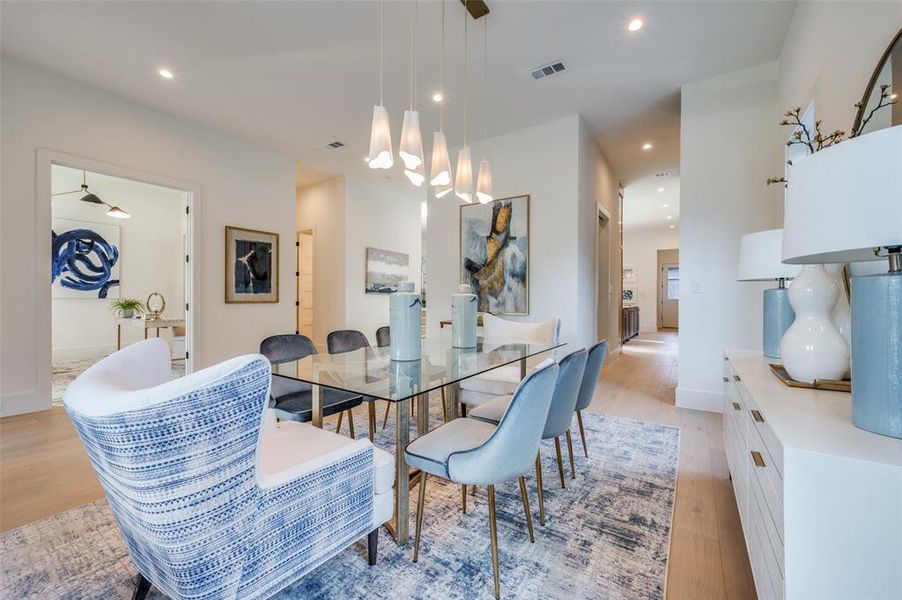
[677, 63, 784, 412]
[623, 229, 680, 331]
[426, 115, 620, 351]
[51, 165, 186, 360]
[296, 174, 424, 347]
[1, 57, 296, 416]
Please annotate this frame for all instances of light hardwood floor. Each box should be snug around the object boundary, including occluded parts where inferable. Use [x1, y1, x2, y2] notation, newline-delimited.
[0, 330, 755, 599]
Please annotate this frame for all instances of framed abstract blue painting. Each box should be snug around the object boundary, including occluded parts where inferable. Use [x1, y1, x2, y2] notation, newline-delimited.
[51, 218, 121, 299]
[225, 226, 279, 303]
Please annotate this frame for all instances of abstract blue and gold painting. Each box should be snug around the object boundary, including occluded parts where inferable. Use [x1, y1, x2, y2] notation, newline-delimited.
[225, 226, 279, 303]
[51, 218, 121, 299]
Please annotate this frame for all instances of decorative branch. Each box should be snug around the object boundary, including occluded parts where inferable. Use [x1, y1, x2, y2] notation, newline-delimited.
[851, 84, 898, 138]
[766, 177, 787, 187]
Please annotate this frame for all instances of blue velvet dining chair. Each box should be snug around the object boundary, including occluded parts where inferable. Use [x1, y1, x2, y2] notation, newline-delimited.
[326, 329, 386, 439]
[573, 339, 608, 457]
[404, 360, 559, 599]
[469, 348, 588, 525]
[260, 334, 364, 438]
[375, 325, 391, 348]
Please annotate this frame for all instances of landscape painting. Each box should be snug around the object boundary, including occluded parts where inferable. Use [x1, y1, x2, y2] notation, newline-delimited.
[51, 218, 121, 299]
[225, 226, 279, 303]
[366, 247, 409, 294]
[460, 194, 529, 315]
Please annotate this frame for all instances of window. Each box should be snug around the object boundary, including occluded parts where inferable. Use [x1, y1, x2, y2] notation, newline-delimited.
[666, 266, 679, 300]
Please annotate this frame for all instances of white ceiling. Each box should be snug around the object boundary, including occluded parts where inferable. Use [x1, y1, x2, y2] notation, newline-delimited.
[1, 0, 796, 189]
[623, 171, 680, 233]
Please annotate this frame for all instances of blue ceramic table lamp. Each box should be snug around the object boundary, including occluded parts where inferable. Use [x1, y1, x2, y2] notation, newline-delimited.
[782, 125, 902, 439]
[737, 229, 800, 360]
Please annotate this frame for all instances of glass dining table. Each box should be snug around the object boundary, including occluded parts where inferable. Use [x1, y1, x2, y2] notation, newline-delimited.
[273, 336, 563, 546]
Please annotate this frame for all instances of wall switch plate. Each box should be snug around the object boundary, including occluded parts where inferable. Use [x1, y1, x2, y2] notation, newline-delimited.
[691, 282, 702, 294]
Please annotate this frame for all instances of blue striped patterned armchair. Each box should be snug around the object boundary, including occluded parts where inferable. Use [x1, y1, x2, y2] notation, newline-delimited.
[63, 338, 394, 600]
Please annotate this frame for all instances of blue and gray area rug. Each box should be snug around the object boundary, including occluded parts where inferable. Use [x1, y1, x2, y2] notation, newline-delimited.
[1, 410, 679, 599]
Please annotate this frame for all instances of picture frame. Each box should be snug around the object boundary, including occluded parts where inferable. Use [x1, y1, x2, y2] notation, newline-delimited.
[365, 247, 410, 294]
[623, 284, 638, 306]
[623, 265, 637, 283]
[225, 226, 279, 303]
[460, 194, 530, 315]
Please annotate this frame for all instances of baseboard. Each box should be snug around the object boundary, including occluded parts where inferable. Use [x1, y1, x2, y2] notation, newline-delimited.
[675, 386, 723, 413]
[603, 345, 623, 366]
[52, 344, 116, 362]
[1, 390, 51, 417]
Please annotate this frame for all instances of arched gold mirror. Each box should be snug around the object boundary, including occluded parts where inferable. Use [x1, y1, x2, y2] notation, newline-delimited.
[851, 28, 901, 137]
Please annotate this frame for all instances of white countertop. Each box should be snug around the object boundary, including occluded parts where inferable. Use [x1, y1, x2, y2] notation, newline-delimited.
[725, 349, 902, 467]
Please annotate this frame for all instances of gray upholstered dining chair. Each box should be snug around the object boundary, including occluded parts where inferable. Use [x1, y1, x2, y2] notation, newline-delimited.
[375, 325, 391, 348]
[404, 360, 559, 599]
[573, 339, 608, 458]
[469, 348, 588, 526]
[260, 334, 364, 436]
[327, 329, 385, 440]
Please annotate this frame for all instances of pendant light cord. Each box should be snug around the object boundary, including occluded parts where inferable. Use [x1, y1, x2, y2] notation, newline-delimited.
[482, 14, 488, 158]
[463, 0, 468, 147]
[379, 0, 384, 106]
[409, 1, 414, 110]
[440, 0, 445, 132]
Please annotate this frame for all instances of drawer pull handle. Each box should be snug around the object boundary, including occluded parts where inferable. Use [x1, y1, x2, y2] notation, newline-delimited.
[732, 402, 741, 412]
[733, 375, 741, 382]
[751, 410, 764, 423]
[723, 376, 730, 383]
[751, 450, 766, 468]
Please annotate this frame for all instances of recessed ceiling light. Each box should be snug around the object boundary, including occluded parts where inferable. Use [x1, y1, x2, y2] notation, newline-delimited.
[627, 18, 644, 32]
[158, 68, 174, 79]
[669, 224, 675, 229]
[432, 92, 444, 103]
[642, 143, 653, 151]
[657, 187, 664, 192]
[662, 203, 669, 208]
[666, 216, 673, 220]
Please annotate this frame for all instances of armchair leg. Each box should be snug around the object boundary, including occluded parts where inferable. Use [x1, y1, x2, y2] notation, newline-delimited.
[367, 528, 379, 566]
[367, 402, 376, 442]
[132, 574, 151, 600]
[413, 473, 428, 562]
[554, 437, 566, 489]
[535, 453, 546, 526]
[382, 401, 391, 429]
[461, 484, 467, 514]
[518, 476, 535, 543]
[461, 402, 467, 418]
[347, 409, 356, 439]
[487, 484, 501, 599]
[577, 410, 589, 458]
[336, 411, 344, 434]
[565, 430, 576, 479]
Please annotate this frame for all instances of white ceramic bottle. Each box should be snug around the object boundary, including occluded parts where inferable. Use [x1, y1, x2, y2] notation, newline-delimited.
[389, 282, 421, 361]
[451, 284, 478, 349]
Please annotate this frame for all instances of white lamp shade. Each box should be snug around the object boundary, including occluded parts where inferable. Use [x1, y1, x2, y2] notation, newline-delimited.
[399, 110, 424, 170]
[404, 162, 425, 187]
[434, 184, 453, 199]
[367, 105, 394, 169]
[737, 228, 800, 281]
[454, 146, 474, 203]
[476, 158, 493, 204]
[429, 131, 452, 186]
[783, 125, 902, 264]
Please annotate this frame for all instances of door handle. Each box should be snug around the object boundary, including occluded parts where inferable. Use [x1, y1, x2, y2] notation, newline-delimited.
[722, 376, 730, 383]
[751, 450, 766, 468]
[732, 402, 741, 411]
[733, 375, 741, 382]
[751, 410, 764, 423]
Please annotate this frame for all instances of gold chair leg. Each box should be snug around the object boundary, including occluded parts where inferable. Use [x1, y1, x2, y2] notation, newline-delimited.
[461, 484, 467, 514]
[382, 401, 391, 430]
[336, 411, 343, 434]
[347, 409, 356, 439]
[368, 402, 376, 442]
[554, 437, 566, 488]
[413, 473, 428, 562]
[487, 484, 501, 599]
[518, 476, 535, 543]
[577, 410, 589, 458]
[441, 387, 448, 421]
[565, 430, 576, 479]
[471, 485, 477, 496]
[535, 453, 546, 526]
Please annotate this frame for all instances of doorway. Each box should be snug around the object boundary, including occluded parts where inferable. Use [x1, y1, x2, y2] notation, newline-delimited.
[296, 230, 314, 340]
[596, 206, 612, 344]
[657, 249, 679, 329]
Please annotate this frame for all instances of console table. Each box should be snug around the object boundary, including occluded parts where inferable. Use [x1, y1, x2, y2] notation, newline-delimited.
[723, 350, 902, 600]
[115, 317, 185, 350]
[621, 306, 639, 343]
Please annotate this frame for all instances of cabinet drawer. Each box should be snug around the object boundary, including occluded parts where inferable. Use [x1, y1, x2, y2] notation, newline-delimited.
[746, 483, 778, 600]
[740, 384, 784, 478]
[747, 416, 785, 543]
[750, 456, 785, 576]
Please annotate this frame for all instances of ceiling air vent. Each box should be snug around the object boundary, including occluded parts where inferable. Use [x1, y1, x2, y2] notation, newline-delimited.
[655, 171, 672, 178]
[530, 60, 566, 80]
[326, 141, 346, 149]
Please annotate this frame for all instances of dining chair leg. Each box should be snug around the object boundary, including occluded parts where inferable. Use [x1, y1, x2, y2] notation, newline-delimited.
[367, 528, 379, 566]
[132, 574, 151, 600]
[535, 453, 546, 526]
[518, 476, 535, 543]
[487, 484, 501, 599]
[347, 409, 356, 439]
[367, 402, 376, 442]
[413, 473, 428, 562]
[565, 430, 576, 480]
[382, 401, 391, 430]
[471, 485, 477, 496]
[441, 386, 448, 420]
[577, 410, 589, 458]
[461, 484, 467, 514]
[336, 411, 344, 434]
[554, 437, 566, 489]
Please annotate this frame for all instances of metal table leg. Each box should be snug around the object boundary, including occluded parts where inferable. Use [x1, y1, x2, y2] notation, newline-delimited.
[416, 392, 429, 435]
[394, 398, 411, 545]
[311, 384, 323, 428]
[520, 357, 527, 379]
[117, 325, 122, 350]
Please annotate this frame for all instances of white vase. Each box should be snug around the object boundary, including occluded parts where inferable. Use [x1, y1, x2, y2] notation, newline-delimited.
[779, 264, 849, 383]
[826, 264, 852, 378]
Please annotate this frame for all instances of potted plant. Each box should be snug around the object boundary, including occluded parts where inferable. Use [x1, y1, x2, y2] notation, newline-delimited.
[110, 298, 145, 319]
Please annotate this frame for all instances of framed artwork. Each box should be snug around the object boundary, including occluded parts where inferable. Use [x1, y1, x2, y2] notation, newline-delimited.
[225, 226, 279, 303]
[365, 247, 409, 294]
[51, 217, 121, 299]
[623, 266, 637, 283]
[460, 194, 529, 315]
[623, 284, 638, 305]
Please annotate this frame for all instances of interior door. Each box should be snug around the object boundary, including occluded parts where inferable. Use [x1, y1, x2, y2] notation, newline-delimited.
[297, 231, 314, 339]
[660, 262, 679, 329]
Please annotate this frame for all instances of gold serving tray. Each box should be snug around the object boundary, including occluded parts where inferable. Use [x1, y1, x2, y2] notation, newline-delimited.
[769, 364, 851, 393]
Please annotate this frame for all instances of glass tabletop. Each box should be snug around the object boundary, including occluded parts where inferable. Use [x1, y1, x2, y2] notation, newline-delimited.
[275, 336, 564, 402]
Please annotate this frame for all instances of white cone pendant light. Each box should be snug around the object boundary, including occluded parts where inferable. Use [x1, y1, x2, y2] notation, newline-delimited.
[430, 131, 452, 186]
[367, 0, 393, 170]
[404, 160, 426, 187]
[399, 110, 424, 170]
[476, 158, 493, 203]
[368, 105, 393, 169]
[435, 183, 454, 199]
[455, 146, 474, 203]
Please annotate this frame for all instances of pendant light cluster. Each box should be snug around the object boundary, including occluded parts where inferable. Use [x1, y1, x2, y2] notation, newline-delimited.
[366, 0, 492, 203]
